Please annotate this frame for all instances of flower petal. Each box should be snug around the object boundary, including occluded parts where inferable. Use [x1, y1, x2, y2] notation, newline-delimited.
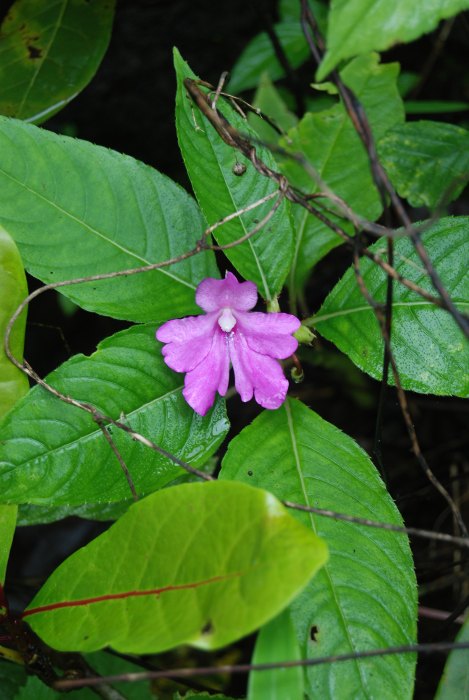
[156, 313, 217, 372]
[196, 271, 257, 312]
[183, 330, 230, 415]
[230, 332, 289, 410]
[235, 311, 300, 359]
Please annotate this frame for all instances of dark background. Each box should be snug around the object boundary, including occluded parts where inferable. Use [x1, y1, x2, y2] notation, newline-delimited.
[3, 1, 469, 697]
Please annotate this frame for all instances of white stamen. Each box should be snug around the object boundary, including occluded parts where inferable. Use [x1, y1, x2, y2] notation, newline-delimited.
[218, 308, 236, 332]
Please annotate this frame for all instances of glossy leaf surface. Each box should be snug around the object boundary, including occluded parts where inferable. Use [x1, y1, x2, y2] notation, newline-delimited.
[220, 399, 417, 699]
[26, 481, 328, 653]
[319, 0, 469, 79]
[0, 227, 29, 418]
[281, 54, 404, 296]
[312, 217, 469, 396]
[0, 116, 218, 323]
[0, 324, 229, 505]
[0, 0, 115, 123]
[379, 121, 469, 208]
[174, 49, 294, 301]
[248, 609, 304, 700]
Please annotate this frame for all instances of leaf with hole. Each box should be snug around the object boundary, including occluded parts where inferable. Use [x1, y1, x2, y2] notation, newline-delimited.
[25, 481, 328, 654]
[0, 116, 218, 323]
[220, 399, 417, 699]
[0, 227, 29, 419]
[311, 216, 469, 397]
[318, 0, 469, 80]
[0, 0, 115, 123]
[0, 324, 229, 506]
[174, 49, 294, 301]
[379, 121, 469, 208]
[281, 53, 404, 298]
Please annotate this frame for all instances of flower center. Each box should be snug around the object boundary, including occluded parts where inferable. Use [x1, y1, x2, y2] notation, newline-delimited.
[218, 307, 236, 332]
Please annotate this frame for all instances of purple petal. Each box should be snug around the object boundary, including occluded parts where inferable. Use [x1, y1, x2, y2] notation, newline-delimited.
[230, 332, 289, 410]
[196, 272, 257, 313]
[235, 311, 300, 359]
[156, 313, 217, 372]
[183, 330, 230, 415]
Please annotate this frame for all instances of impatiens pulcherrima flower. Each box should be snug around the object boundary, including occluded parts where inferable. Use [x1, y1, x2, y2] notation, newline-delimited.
[156, 272, 301, 416]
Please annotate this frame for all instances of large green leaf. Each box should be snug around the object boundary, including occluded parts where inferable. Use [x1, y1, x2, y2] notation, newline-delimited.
[0, 324, 229, 506]
[220, 399, 417, 699]
[281, 53, 404, 295]
[248, 609, 304, 700]
[0, 227, 28, 418]
[379, 121, 469, 208]
[25, 481, 328, 654]
[318, 0, 469, 80]
[435, 616, 469, 699]
[248, 73, 298, 144]
[0, 505, 17, 583]
[174, 49, 294, 301]
[228, 23, 310, 94]
[310, 216, 469, 397]
[0, 0, 115, 123]
[0, 116, 218, 323]
[0, 661, 26, 698]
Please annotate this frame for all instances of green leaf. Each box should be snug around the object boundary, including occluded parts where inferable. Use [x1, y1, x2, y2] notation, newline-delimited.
[248, 609, 303, 700]
[281, 53, 404, 296]
[220, 399, 417, 699]
[85, 651, 154, 700]
[0, 324, 229, 505]
[0, 227, 29, 419]
[174, 49, 294, 301]
[435, 616, 469, 699]
[318, 0, 469, 80]
[228, 23, 310, 94]
[404, 100, 469, 114]
[248, 73, 298, 144]
[0, 505, 17, 584]
[310, 216, 469, 397]
[379, 121, 469, 208]
[0, 0, 115, 123]
[0, 116, 218, 323]
[279, 0, 328, 28]
[25, 481, 328, 654]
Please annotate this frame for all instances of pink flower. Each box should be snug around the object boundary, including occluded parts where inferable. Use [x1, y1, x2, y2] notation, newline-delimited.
[156, 272, 301, 415]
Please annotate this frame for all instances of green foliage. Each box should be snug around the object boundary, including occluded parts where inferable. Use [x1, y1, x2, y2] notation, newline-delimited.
[0, 325, 229, 506]
[435, 616, 469, 699]
[248, 609, 303, 700]
[0, 227, 29, 419]
[312, 217, 469, 397]
[379, 121, 469, 208]
[319, 0, 469, 79]
[281, 53, 404, 296]
[26, 481, 328, 654]
[220, 399, 417, 699]
[0, 116, 218, 323]
[0, 0, 115, 123]
[229, 23, 310, 94]
[174, 49, 294, 301]
[249, 74, 298, 143]
[0, 505, 17, 583]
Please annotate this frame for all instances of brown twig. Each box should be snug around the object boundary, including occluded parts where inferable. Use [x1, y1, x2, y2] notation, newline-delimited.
[54, 641, 469, 690]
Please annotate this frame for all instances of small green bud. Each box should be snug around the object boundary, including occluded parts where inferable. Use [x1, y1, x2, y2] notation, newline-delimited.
[294, 324, 316, 345]
[291, 366, 304, 384]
